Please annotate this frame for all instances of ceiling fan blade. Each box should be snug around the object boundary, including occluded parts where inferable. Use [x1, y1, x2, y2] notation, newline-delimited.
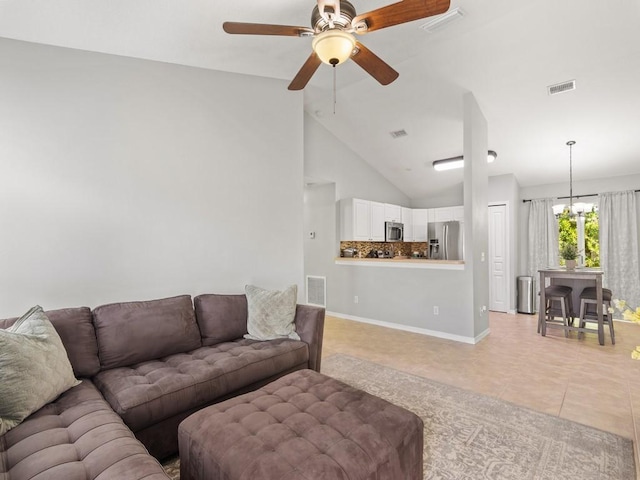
[351, 42, 399, 86]
[288, 53, 322, 91]
[223, 22, 314, 37]
[353, 0, 451, 33]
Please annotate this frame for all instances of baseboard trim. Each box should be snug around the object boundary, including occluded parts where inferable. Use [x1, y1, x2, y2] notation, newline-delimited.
[327, 311, 491, 345]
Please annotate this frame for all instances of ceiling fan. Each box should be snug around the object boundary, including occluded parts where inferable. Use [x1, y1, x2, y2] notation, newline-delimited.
[223, 0, 451, 90]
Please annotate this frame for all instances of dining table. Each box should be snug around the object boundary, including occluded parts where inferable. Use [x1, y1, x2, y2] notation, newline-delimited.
[538, 267, 606, 345]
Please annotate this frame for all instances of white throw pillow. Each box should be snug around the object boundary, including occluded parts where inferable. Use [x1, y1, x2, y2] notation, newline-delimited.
[244, 284, 300, 341]
[0, 306, 81, 435]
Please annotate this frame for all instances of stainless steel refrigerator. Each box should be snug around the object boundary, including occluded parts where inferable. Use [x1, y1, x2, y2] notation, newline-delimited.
[427, 221, 463, 260]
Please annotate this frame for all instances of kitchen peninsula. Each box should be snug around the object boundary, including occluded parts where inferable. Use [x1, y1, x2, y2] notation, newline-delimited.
[335, 257, 464, 270]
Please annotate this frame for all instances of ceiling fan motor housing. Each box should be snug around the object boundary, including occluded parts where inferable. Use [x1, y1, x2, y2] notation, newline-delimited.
[312, 0, 356, 31]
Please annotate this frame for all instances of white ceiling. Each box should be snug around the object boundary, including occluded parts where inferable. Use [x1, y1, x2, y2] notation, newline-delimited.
[1, 0, 639, 199]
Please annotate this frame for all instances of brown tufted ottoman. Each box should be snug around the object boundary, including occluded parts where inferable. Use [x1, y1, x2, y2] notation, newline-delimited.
[178, 369, 423, 480]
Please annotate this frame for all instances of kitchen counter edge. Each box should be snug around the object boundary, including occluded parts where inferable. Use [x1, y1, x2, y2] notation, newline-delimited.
[335, 257, 465, 270]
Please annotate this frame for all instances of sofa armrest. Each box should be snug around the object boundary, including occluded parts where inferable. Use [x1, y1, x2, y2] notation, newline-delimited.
[294, 304, 325, 372]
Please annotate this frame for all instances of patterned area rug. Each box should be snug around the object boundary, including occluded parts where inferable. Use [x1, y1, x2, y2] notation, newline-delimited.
[162, 354, 635, 479]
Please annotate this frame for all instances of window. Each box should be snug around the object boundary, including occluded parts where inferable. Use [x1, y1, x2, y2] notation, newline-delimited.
[557, 204, 600, 267]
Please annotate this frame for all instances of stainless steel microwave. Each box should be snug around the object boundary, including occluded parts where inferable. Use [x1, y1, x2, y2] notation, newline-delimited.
[385, 221, 404, 242]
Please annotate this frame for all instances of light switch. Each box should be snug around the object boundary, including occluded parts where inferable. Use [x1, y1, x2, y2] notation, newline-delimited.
[308, 231, 316, 239]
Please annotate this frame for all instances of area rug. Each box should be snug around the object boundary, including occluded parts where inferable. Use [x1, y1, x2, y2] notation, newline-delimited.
[162, 354, 635, 479]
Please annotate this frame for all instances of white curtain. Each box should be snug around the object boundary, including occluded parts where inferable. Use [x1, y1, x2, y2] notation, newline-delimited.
[599, 191, 640, 308]
[527, 198, 559, 278]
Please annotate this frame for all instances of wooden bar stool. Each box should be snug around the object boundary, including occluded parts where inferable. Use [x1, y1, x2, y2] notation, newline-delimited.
[540, 285, 574, 337]
[578, 286, 615, 344]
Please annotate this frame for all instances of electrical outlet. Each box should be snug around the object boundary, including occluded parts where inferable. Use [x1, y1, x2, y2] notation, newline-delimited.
[354, 296, 359, 304]
[433, 306, 439, 315]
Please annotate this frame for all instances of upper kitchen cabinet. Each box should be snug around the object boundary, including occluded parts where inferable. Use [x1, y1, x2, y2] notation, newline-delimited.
[452, 206, 464, 222]
[431, 206, 464, 223]
[384, 203, 402, 222]
[401, 207, 413, 242]
[340, 198, 385, 241]
[412, 209, 428, 242]
[434, 207, 453, 222]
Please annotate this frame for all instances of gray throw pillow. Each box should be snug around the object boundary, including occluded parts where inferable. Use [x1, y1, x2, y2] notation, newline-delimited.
[0, 306, 81, 435]
[244, 284, 300, 341]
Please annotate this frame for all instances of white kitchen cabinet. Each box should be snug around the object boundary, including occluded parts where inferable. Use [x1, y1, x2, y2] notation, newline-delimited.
[412, 209, 428, 242]
[452, 205, 465, 222]
[370, 201, 385, 241]
[434, 207, 453, 222]
[401, 207, 413, 242]
[427, 208, 435, 223]
[340, 198, 385, 241]
[384, 203, 402, 222]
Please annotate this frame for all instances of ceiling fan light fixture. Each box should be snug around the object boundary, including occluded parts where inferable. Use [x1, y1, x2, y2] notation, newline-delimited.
[312, 29, 356, 65]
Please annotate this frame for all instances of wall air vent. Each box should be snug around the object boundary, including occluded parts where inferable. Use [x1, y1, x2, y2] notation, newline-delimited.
[548, 79, 576, 96]
[306, 275, 326, 307]
[420, 7, 465, 32]
[390, 129, 408, 139]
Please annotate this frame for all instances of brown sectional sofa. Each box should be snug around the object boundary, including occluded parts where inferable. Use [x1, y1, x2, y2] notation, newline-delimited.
[0, 293, 325, 480]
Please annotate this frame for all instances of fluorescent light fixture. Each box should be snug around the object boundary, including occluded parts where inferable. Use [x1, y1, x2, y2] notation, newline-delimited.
[432, 150, 498, 171]
[433, 157, 464, 171]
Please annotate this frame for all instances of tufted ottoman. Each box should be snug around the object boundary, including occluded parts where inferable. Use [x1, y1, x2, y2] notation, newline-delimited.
[178, 369, 423, 480]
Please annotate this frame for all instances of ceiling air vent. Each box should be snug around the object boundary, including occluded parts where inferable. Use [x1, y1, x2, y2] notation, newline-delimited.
[548, 79, 576, 96]
[390, 129, 408, 139]
[306, 275, 326, 307]
[420, 7, 465, 32]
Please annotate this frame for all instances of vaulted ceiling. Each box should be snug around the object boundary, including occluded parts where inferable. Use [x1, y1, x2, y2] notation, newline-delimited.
[1, 0, 639, 198]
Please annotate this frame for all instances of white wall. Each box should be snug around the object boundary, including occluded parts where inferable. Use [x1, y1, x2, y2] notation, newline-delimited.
[304, 115, 411, 206]
[411, 184, 464, 208]
[0, 39, 305, 316]
[462, 92, 490, 338]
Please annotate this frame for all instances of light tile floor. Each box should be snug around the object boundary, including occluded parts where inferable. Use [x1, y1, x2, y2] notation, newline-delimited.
[322, 312, 640, 476]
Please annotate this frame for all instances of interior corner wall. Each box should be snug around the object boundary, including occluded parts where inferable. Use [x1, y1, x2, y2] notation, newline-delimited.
[463, 92, 489, 338]
[0, 38, 304, 316]
[304, 114, 475, 341]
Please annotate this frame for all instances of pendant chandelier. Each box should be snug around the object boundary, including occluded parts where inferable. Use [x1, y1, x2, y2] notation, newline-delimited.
[552, 140, 593, 218]
[567, 140, 576, 217]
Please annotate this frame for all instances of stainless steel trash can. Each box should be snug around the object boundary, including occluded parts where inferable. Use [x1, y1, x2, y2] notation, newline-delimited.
[517, 276, 536, 314]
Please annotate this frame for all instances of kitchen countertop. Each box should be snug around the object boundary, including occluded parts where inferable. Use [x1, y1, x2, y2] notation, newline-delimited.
[335, 257, 464, 270]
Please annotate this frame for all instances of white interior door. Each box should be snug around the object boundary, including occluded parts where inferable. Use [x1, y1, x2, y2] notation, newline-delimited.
[489, 204, 508, 312]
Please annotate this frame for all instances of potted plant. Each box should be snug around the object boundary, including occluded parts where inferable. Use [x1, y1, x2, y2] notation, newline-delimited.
[560, 243, 579, 270]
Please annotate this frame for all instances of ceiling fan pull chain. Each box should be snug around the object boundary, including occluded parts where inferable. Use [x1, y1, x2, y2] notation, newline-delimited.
[333, 64, 337, 114]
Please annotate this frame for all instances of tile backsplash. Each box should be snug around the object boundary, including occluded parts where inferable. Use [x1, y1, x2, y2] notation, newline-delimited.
[340, 241, 428, 258]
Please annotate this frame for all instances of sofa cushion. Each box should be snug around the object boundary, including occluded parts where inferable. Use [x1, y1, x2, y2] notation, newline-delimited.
[0, 306, 81, 435]
[194, 294, 248, 346]
[0, 380, 169, 480]
[93, 295, 201, 369]
[92, 338, 309, 432]
[245, 284, 300, 341]
[0, 306, 100, 378]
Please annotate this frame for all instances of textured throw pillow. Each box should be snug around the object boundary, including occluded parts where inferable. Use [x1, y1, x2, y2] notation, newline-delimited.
[244, 284, 300, 341]
[0, 306, 80, 435]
